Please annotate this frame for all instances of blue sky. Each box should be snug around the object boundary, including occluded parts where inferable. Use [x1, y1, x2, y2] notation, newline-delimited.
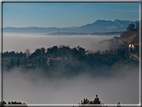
[3, 3, 139, 28]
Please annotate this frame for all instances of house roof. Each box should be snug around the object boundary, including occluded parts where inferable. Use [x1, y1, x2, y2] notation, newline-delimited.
[131, 43, 139, 46]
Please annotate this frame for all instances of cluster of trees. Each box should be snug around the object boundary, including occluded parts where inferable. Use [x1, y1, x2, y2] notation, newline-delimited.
[1, 95, 121, 107]
[126, 21, 139, 31]
[79, 95, 121, 107]
[28, 45, 86, 59]
[80, 95, 101, 104]
[2, 45, 127, 72]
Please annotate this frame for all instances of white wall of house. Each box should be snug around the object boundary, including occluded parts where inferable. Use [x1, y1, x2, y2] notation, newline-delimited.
[129, 44, 134, 50]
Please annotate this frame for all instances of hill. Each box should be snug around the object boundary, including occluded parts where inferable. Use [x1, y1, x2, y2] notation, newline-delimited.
[3, 19, 137, 33]
[120, 29, 139, 44]
[120, 28, 141, 59]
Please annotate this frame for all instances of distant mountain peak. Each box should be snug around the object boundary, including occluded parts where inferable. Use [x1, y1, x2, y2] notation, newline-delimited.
[3, 19, 137, 33]
[114, 19, 132, 22]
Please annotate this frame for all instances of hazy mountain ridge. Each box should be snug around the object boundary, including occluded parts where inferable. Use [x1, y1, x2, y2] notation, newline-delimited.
[3, 19, 137, 33]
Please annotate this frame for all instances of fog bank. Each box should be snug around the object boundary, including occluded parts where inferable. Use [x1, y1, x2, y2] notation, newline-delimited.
[3, 65, 139, 104]
[2, 33, 139, 105]
[3, 33, 118, 53]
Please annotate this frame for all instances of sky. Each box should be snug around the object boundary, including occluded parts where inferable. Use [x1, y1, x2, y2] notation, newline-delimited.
[0, 1, 141, 105]
[2, 2, 139, 28]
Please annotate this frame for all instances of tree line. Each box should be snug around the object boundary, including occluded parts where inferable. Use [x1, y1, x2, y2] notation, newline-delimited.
[126, 21, 139, 31]
[1, 95, 121, 107]
[2, 45, 127, 72]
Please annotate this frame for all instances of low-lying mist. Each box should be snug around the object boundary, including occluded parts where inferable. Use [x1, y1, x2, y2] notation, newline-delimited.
[2, 33, 139, 105]
[3, 33, 117, 53]
[3, 64, 139, 104]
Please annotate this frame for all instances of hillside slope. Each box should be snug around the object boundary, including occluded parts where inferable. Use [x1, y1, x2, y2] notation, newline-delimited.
[120, 29, 139, 44]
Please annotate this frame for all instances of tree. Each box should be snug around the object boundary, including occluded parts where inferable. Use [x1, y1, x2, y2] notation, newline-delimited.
[117, 102, 121, 107]
[15, 57, 20, 67]
[3, 51, 9, 57]
[81, 98, 89, 104]
[46, 46, 58, 57]
[126, 24, 135, 31]
[79, 95, 121, 107]
[41, 47, 46, 55]
[38, 57, 42, 66]
[24, 58, 27, 67]
[136, 21, 139, 29]
[34, 48, 41, 57]
[10, 58, 15, 68]
[42, 57, 45, 66]
[77, 46, 86, 55]
[94, 95, 101, 104]
[80, 95, 101, 104]
[25, 49, 30, 58]
[9, 51, 15, 57]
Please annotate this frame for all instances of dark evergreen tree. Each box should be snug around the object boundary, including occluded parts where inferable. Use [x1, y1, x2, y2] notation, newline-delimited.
[15, 57, 20, 67]
[10, 58, 15, 68]
[25, 49, 30, 58]
[25, 58, 27, 67]
[136, 21, 139, 29]
[127, 24, 135, 31]
[41, 47, 46, 55]
[9, 51, 15, 57]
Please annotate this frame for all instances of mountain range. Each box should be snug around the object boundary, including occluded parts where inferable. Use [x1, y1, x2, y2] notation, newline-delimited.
[3, 19, 137, 33]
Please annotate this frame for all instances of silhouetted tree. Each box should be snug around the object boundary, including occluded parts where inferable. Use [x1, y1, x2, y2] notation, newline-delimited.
[46, 46, 58, 57]
[9, 51, 15, 57]
[94, 95, 101, 104]
[81, 98, 90, 104]
[34, 48, 41, 57]
[41, 47, 46, 55]
[42, 57, 45, 66]
[24, 58, 27, 67]
[2, 101, 6, 104]
[127, 24, 135, 31]
[117, 102, 121, 107]
[80, 95, 101, 105]
[77, 46, 86, 55]
[15, 57, 20, 67]
[3, 51, 9, 57]
[25, 49, 30, 58]
[10, 58, 15, 68]
[136, 21, 139, 29]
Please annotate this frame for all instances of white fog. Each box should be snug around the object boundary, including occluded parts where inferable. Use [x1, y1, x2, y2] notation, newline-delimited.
[3, 33, 116, 53]
[3, 66, 139, 104]
[2, 33, 139, 105]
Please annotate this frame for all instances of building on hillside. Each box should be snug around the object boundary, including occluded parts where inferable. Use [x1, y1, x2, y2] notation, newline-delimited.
[129, 43, 139, 52]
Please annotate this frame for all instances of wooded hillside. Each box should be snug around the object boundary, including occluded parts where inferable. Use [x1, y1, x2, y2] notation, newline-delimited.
[120, 28, 139, 44]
